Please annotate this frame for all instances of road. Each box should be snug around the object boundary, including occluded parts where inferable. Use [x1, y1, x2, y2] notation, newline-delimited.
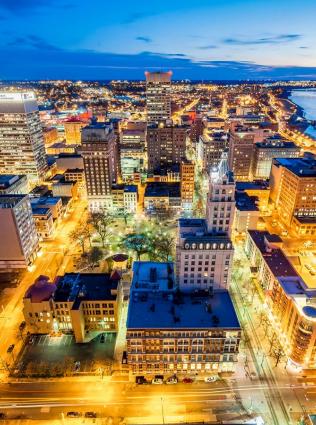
[0, 199, 87, 373]
[1, 377, 316, 423]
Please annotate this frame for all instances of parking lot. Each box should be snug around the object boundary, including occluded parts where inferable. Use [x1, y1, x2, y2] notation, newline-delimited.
[15, 333, 116, 377]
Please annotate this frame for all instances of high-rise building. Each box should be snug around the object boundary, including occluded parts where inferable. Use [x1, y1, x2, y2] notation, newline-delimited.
[120, 127, 147, 180]
[252, 138, 300, 179]
[205, 155, 235, 237]
[81, 123, 118, 212]
[64, 117, 87, 145]
[180, 160, 195, 209]
[0, 194, 39, 270]
[176, 153, 235, 292]
[228, 124, 255, 181]
[197, 130, 229, 172]
[269, 154, 316, 236]
[145, 71, 172, 122]
[0, 92, 48, 183]
[147, 122, 189, 173]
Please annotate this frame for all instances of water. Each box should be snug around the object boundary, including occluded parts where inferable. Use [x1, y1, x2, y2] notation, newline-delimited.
[290, 89, 316, 139]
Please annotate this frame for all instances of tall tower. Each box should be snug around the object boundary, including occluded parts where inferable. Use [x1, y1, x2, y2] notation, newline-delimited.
[206, 152, 235, 237]
[0, 92, 48, 184]
[145, 71, 172, 122]
[81, 123, 118, 212]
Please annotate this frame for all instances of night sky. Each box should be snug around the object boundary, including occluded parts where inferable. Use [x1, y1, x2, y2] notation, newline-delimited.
[0, 0, 316, 80]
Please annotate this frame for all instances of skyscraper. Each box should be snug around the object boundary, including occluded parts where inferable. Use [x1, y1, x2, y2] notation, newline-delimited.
[176, 153, 235, 292]
[81, 122, 118, 212]
[0, 92, 48, 184]
[145, 71, 172, 122]
[146, 122, 189, 173]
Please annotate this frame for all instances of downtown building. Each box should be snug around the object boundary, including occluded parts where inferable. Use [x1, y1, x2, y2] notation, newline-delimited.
[245, 230, 316, 369]
[251, 138, 300, 180]
[81, 122, 118, 212]
[126, 261, 241, 376]
[269, 153, 316, 236]
[119, 126, 147, 180]
[23, 272, 122, 343]
[0, 194, 39, 270]
[145, 71, 172, 122]
[228, 123, 255, 181]
[197, 130, 229, 172]
[0, 92, 48, 184]
[146, 122, 189, 173]
[176, 153, 235, 292]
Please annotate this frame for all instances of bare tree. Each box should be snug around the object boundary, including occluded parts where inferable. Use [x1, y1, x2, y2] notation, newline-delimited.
[89, 211, 114, 248]
[69, 226, 87, 254]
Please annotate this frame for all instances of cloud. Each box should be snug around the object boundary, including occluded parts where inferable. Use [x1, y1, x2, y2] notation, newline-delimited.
[198, 44, 218, 50]
[223, 34, 301, 46]
[122, 12, 158, 24]
[0, 44, 316, 81]
[0, 0, 72, 14]
[135, 36, 152, 43]
[6, 34, 62, 51]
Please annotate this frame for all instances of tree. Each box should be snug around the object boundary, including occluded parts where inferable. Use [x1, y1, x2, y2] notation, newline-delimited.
[69, 226, 87, 254]
[121, 233, 149, 260]
[87, 247, 104, 268]
[152, 230, 175, 262]
[89, 211, 114, 247]
[117, 208, 130, 225]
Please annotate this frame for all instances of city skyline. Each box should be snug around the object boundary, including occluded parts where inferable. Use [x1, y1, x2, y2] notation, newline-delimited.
[1, 0, 316, 80]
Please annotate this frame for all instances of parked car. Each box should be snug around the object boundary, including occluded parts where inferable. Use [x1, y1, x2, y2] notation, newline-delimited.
[166, 375, 178, 384]
[66, 412, 82, 418]
[183, 377, 193, 384]
[152, 375, 164, 384]
[7, 344, 14, 353]
[85, 412, 97, 418]
[136, 376, 149, 385]
[204, 375, 218, 383]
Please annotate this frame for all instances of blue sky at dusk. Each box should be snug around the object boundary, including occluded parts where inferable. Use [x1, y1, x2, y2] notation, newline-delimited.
[0, 0, 316, 80]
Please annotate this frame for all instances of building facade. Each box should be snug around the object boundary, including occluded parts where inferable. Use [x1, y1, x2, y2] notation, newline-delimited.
[0, 92, 48, 183]
[81, 123, 118, 212]
[145, 71, 172, 122]
[126, 261, 241, 375]
[0, 194, 39, 269]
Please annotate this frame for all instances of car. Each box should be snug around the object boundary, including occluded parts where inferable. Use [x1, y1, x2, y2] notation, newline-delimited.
[66, 412, 82, 418]
[85, 412, 97, 418]
[7, 344, 14, 353]
[100, 334, 105, 343]
[166, 376, 178, 384]
[19, 321, 26, 331]
[183, 377, 193, 384]
[152, 375, 164, 384]
[136, 376, 149, 385]
[28, 336, 35, 345]
[204, 375, 218, 383]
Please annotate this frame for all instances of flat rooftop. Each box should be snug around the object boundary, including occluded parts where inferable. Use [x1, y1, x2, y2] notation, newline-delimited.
[127, 290, 240, 330]
[236, 181, 269, 191]
[132, 261, 175, 292]
[235, 192, 259, 212]
[145, 182, 180, 198]
[273, 155, 316, 177]
[0, 174, 26, 189]
[248, 230, 298, 278]
[0, 194, 26, 208]
[53, 273, 120, 308]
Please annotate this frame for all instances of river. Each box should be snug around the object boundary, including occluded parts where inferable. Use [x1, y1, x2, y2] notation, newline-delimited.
[289, 89, 316, 139]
